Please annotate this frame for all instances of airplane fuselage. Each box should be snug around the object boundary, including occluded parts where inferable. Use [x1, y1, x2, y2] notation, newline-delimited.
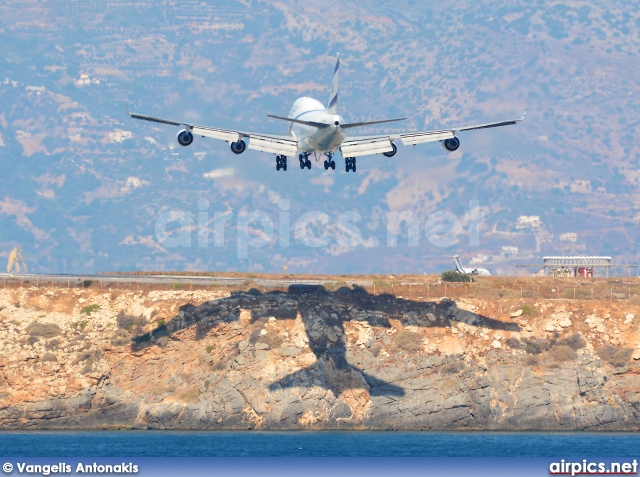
[454, 255, 491, 276]
[462, 267, 491, 276]
[288, 97, 346, 153]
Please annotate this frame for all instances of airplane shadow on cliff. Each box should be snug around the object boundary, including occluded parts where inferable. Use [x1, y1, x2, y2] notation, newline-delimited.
[131, 285, 520, 398]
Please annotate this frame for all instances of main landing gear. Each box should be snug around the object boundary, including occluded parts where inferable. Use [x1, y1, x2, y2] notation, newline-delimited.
[323, 153, 336, 171]
[288, 153, 350, 172]
[276, 155, 287, 171]
[345, 157, 356, 172]
[299, 153, 312, 170]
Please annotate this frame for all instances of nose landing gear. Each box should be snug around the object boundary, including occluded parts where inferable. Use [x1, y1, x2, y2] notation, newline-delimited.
[323, 153, 336, 170]
[323, 160, 336, 170]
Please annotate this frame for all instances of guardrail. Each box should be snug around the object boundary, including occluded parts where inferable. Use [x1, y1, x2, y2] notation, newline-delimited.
[2, 274, 637, 303]
[0, 273, 373, 290]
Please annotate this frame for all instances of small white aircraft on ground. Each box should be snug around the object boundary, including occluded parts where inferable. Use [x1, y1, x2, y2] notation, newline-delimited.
[453, 255, 491, 276]
[128, 55, 526, 173]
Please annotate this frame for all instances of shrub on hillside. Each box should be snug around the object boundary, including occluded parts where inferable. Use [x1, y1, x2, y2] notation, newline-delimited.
[395, 330, 422, 353]
[72, 320, 88, 331]
[596, 345, 633, 367]
[45, 338, 60, 351]
[73, 349, 103, 374]
[352, 285, 368, 294]
[258, 330, 284, 349]
[273, 305, 296, 319]
[111, 330, 130, 347]
[441, 361, 465, 374]
[548, 344, 577, 362]
[80, 304, 100, 315]
[522, 337, 552, 355]
[505, 337, 524, 349]
[116, 312, 145, 334]
[441, 271, 472, 283]
[41, 352, 57, 363]
[559, 333, 586, 351]
[369, 342, 383, 357]
[235, 280, 262, 295]
[179, 386, 201, 404]
[27, 322, 61, 339]
[156, 336, 170, 348]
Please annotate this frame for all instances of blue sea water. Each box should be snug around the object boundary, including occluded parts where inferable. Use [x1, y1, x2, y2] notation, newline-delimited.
[0, 431, 638, 457]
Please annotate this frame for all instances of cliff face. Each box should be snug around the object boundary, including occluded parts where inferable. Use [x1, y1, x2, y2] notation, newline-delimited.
[0, 286, 639, 430]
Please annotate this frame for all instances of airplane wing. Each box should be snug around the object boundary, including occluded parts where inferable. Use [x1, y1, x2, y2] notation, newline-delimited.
[341, 111, 527, 157]
[126, 107, 298, 156]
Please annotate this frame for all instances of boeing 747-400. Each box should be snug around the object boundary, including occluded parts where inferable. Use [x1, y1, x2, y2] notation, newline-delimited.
[128, 55, 526, 173]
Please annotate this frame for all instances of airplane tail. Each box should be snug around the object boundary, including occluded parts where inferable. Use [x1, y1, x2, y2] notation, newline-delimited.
[327, 54, 339, 114]
[453, 255, 465, 273]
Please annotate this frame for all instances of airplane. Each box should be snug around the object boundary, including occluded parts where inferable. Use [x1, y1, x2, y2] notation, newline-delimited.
[127, 54, 526, 173]
[453, 255, 491, 276]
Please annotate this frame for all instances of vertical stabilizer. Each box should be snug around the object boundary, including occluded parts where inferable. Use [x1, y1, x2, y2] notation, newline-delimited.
[453, 255, 465, 274]
[327, 54, 339, 114]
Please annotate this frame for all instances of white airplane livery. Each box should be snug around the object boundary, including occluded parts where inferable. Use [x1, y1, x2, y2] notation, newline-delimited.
[453, 255, 491, 276]
[128, 55, 526, 173]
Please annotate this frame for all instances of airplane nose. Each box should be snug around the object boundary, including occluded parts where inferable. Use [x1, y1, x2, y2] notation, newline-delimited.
[334, 120, 340, 126]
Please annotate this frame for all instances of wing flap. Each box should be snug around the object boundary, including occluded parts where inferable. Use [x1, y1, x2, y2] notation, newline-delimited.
[400, 130, 454, 146]
[341, 138, 393, 156]
[128, 105, 297, 151]
[192, 126, 240, 142]
[249, 136, 298, 155]
[347, 111, 527, 147]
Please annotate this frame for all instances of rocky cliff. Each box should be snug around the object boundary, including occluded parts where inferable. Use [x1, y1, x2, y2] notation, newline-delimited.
[0, 285, 639, 430]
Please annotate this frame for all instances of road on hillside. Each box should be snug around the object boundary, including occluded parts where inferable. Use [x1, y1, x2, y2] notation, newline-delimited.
[0, 273, 375, 289]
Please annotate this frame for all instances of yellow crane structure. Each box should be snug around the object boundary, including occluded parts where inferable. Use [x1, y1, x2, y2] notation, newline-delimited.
[7, 246, 27, 273]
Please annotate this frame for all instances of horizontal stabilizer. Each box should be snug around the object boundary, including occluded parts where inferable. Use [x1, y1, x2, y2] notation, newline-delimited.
[341, 117, 407, 129]
[267, 114, 329, 129]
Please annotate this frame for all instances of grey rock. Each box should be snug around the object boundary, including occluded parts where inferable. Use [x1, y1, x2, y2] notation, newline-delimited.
[280, 346, 302, 357]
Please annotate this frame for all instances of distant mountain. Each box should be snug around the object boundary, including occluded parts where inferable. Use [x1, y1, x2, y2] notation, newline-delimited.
[0, 0, 638, 274]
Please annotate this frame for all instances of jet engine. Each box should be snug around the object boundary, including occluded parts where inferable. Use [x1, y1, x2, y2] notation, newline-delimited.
[230, 139, 246, 154]
[382, 142, 398, 158]
[441, 137, 460, 152]
[177, 130, 194, 147]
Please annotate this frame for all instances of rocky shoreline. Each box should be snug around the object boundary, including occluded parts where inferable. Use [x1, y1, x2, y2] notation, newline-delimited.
[0, 287, 639, 430]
